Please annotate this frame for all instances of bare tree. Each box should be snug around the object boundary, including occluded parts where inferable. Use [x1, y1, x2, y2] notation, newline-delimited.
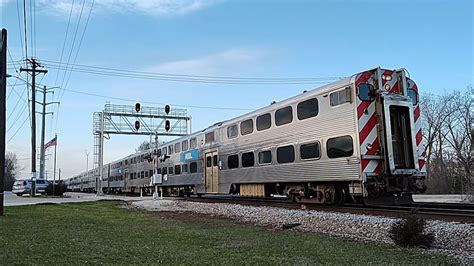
[421, 87, 473, 196]
[4, 152, 19, 191]
[444, 89, 472, 195]
[135, 140, 151, 153]
[420, 93, 453, 192]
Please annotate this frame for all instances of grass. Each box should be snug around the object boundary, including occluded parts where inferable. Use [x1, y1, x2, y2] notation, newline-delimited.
[0, 201, 452, 265]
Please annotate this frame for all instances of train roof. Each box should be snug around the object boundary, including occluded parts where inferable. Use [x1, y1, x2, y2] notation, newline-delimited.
[157, 74, 354, 147]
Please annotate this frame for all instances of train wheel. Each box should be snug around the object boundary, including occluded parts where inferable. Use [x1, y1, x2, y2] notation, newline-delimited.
[332, 187, 345, 206]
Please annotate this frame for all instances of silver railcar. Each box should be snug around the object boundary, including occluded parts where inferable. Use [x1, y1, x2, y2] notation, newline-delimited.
[67, 67, 427, 205]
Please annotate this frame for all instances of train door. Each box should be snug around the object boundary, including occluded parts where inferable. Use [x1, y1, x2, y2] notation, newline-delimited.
[124, 171, 129, 191]
[205, 151, 219, 193]
[383, 100, 419, 174]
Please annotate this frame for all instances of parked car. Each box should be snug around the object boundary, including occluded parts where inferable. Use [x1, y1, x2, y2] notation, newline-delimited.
[12, 179, 51, 196]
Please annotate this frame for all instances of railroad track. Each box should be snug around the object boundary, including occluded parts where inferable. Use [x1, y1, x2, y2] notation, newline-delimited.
[184, 195, 474, 223]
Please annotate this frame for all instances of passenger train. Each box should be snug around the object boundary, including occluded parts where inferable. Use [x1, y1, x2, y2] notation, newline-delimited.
[66, 67, 427, 205]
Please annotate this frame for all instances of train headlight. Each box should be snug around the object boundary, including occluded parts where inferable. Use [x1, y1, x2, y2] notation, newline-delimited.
[382, 74, 392, 81]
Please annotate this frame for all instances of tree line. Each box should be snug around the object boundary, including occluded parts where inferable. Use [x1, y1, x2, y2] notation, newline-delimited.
[421, 86, 472, 195]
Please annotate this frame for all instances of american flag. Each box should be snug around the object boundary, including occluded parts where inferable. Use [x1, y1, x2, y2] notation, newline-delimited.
[44, 136, 57, 149]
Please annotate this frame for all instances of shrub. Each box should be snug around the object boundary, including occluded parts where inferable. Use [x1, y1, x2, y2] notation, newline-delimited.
[45, 181, 67, 196]
[389, 215, 434, 248]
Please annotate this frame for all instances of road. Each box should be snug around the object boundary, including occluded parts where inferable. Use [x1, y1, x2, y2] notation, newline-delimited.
[3, 191, 152, 207]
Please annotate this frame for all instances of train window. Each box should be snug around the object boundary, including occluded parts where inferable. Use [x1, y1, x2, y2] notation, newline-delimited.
[182, 140, 189, 151]
[327, 135, 354, 158]
[190, 138, 197, 149]
[257, 113, 271, 131]
[228, 155, 239, 169]
[330, 87, 351, 107]
[125, 160, 128, 165]
[240, 119, 253, 135]
[141, 171, 145, 179]
[175, 143, 181, 153]
[227, 125, 238, 138]
[190, 162, 198, 173]
[182, 164, 188, 173]
[168, 145, 173, 155]
[145, 171, 149, 178]
[175, 165, 181, 175]
[358, 83, 375, 101]
[297, 98, 319, 120]
[206, 156, 212, 167]
[205, 132, 215, 143]
[242, 152, 255, 167]
[408, 89, 418, 105]
[149, 170, 153, 177]
[168, 167, 174, 175]
[162, 147, 167, 155]
[300, 142, 321, 160]
[162, 167, 167, 175]
[277, 145, 295, 164]
[156, 168, 161, 174]
[258, 150, 272, 165]
[275, 106, 293, 126]
[213, 155, 218, 166]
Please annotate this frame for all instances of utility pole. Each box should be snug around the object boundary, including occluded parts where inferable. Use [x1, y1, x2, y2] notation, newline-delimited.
[38, 86, 58, 180]
[85, 150, 89, 173]
[1, 29, 7, 216]
[20, 58, 47, 196]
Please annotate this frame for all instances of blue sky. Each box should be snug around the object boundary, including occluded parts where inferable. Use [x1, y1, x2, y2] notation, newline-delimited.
[1, 0, 472, 178]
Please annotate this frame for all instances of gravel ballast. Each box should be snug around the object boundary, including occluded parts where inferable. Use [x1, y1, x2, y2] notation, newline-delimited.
[130, 199, 473, 264]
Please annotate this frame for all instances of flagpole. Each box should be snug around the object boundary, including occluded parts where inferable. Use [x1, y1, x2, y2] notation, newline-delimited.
[53, 134, 57, 195]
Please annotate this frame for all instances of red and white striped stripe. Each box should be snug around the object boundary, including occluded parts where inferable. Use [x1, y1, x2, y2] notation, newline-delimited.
[407, 78, 426, 173]
[356, 71, 382, 174]
[356, 70, 426, 175]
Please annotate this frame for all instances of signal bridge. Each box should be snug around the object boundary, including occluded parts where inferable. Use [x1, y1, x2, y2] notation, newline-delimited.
[92, 103, 191, 195]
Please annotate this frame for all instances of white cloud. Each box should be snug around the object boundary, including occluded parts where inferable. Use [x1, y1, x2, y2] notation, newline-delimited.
[38, 0, 222, 17]
[146, 48, 271, 76]
[0, 0, 13, 8]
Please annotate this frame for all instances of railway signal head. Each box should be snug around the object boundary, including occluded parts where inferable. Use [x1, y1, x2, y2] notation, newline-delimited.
[135, 103, 141, 112]
[135, 120, 140, 130]
[165, 105, 170, 115]
[165, 120, 170, 132]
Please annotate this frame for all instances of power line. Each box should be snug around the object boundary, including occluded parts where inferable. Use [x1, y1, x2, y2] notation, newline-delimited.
[6, 86, 24, 122]
[54, 0, 75, 86]
[7, 116, 29, 143]
[29, 0, 33, 58]
[7, 48, 21, 102]
[62, 0, 95, 95]
[45, 63, 338, 85]
[16, 0, 25, 61]
[59, 0, 86, 94]
[7, 101, 28, 133]
[22, 0, 28, 60]
[33, 0, 37, 57]
[61, 87, 255, 111]
[43, 59, 340, 82]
